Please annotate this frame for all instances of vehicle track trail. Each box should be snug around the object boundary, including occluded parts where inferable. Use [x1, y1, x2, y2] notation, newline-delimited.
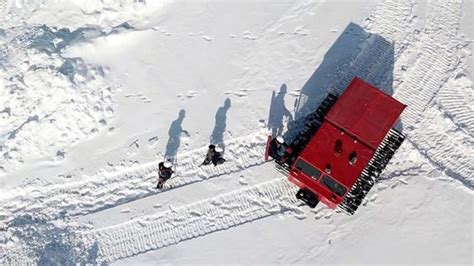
[394, 0, 462, 127]
[80, 141, 429, 263]
[0, 131, 268, 225]
[390, 0, 473, 186]
[80, 178, 299, 262]
[437, 78, 474, 137]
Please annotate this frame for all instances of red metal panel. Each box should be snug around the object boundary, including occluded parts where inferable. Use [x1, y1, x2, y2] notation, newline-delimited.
[293, 122, 374, 201]
[326, 77, 406, 150]
[264, 136, 272, 161]
[290, 77, 406, 206]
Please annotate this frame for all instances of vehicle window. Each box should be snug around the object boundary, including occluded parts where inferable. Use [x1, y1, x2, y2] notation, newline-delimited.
[320, 175, 347, 196]
[295, 159, 321, 181]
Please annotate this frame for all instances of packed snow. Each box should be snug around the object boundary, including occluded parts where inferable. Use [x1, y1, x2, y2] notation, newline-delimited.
[0, 0, 472, 264]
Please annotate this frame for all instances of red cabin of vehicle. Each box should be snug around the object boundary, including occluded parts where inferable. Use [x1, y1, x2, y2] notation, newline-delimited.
[288, 77, 406, 208]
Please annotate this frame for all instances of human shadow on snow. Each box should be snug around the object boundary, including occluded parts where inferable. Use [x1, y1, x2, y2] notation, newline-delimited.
[267, 83, 293, 137]
[164, 109, 189, 160]
[210, 98, 231, 149]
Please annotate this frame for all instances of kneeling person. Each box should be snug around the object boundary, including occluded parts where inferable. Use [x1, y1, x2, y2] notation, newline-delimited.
[202, 145, 226, 166]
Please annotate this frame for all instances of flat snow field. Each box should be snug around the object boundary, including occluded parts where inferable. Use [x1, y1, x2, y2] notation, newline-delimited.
[0, 0, 472, 265]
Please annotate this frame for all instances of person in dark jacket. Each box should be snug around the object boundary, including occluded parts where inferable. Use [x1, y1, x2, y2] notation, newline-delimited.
[269, 136, 291, 162]
[202, 145, 226, 166]
[157, 161, 174, 189]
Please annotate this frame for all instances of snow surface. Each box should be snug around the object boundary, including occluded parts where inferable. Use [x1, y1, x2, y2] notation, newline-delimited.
[0, 0, 472, 265]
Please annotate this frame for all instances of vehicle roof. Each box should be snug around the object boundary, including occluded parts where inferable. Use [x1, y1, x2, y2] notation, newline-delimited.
[295, 77, 406, 195]
[326, 77, 406, 150]
[298, 122, 373, 191]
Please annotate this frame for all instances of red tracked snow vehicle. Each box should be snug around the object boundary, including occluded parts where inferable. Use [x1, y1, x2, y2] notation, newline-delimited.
[265, 77, 406, 215]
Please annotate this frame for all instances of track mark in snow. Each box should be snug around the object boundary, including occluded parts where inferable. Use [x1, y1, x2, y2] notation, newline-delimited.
[293, 27, 309, 36]
[394, 0, 461, 126]
[242, 31, 257, 40]
[409, 107, 474, 185]
[287, 2, 415, 141]
[177, 90, 199, 100]
[201, 35, 213, 41]
[239, 175, 248, 186]
[80, 178, 299, 262]
[398, 179, 408, 185]
[0, 130, 268, 225]
[225, 89, 252, 97]
[330, 34, 394, 95]
[387, 0, 471, 186]
[437, 74, 474, 137]
[79, 142, 428, 263]
[148, 136, 159, 146]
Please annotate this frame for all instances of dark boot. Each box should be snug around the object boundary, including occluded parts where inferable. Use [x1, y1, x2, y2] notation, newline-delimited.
[157, 179, 164, 189]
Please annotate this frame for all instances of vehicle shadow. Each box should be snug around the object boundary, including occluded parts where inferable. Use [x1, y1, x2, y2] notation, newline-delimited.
[284, 22, 397, 142]
[164, 109, 189, 160]
[267, 83, 293, 137]
[210, 98, 231, 149]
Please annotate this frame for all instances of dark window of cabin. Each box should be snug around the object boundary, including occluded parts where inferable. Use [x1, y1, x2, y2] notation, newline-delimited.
[320, 175, 347, 197]
[295, 159, 321, 181]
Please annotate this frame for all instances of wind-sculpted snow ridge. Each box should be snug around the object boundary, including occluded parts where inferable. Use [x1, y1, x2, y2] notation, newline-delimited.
[0, 130, 268, 226]
[81, 178, 300, 263]
[0, 25, 116, 176]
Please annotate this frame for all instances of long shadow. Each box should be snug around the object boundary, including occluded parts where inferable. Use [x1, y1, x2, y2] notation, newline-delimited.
[210, 98, 231, 149]
[268, 84, 293, 137]
[164, 109, 189, 160]
[284, 22, 396, 142]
